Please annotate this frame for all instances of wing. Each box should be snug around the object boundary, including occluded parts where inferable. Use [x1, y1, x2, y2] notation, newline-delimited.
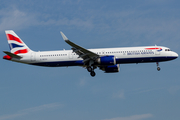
[60, 32, 99, 64]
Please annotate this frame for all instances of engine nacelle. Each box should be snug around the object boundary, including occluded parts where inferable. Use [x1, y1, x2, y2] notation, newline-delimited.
[96, 56, 116, 65]
[105, 64, 120, 73]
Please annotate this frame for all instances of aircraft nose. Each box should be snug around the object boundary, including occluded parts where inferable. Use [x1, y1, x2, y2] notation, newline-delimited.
[172, 52, 178, 58]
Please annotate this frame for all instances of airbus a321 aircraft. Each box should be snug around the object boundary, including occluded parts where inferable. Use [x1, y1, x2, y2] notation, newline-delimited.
[3, 30, 178, 77]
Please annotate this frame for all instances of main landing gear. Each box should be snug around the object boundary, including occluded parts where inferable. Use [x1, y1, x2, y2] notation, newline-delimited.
[156, 62, 161, 71]
[87, 66, 96, 77]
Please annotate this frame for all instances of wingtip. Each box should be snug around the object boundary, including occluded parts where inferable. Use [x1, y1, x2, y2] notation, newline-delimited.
[60, 31, 68, 41]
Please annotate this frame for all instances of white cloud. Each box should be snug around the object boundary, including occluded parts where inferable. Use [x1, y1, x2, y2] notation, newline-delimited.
[0, 7, 37, 32]
[79, 78, 87, 86]
[85, 8, 180, 48]
[135, 87, 164, 94]
[168, 86, 180, 95]
[103, 113, 153, 120]
[39, 18, 94, 29]
[0, 103, 62, 120]
[0, 7, 94, 32]
[1, 2, 180, 49]
[19, 102, 62, 113]
[113, 90, 125, 99]
[0, 113, 24, 120]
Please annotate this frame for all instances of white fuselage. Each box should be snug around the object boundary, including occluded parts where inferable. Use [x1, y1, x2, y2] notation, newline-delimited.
[11, 46, 178, 67]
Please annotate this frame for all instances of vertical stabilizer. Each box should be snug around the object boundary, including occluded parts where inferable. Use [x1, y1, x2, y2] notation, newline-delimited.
[5, 30, 32, 54]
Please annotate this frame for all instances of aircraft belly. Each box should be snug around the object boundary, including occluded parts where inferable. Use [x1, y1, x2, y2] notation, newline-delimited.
[116, 56, 177, 64]
[30, 60, 84, 67]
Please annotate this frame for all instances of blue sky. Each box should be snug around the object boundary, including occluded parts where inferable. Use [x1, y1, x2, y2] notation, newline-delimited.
[0, 0, 180, 120]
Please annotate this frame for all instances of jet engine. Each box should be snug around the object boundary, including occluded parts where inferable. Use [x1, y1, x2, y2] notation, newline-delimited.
[99, 64, 120, 73]
[96, 56, 116, 65]
[104, 64, 120, 73]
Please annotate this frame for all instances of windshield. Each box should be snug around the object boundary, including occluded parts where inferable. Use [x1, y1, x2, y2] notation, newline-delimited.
[165, 49, 171, 51]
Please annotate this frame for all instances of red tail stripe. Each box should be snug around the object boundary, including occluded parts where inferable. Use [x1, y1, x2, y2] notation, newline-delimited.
[6, 34, 23, 43]
[14, 49, 28, 55]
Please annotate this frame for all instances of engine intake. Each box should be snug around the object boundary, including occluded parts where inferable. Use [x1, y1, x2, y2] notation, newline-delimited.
[96, 56, 116, 65]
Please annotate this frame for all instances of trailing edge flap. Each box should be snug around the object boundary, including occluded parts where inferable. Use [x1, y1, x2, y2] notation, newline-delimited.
[3, 51, 22, 59]
[60, 32, 99, 61]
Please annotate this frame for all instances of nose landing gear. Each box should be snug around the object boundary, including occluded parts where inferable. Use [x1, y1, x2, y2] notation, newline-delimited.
[157, 67, 161, 71]
[156, 62, 161, 71]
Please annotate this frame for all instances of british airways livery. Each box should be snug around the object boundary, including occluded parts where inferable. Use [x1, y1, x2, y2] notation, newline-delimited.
[3, 30, 178, 77]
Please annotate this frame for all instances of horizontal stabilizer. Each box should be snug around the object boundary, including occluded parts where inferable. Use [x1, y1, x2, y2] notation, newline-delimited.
[3, 51, 22, 59]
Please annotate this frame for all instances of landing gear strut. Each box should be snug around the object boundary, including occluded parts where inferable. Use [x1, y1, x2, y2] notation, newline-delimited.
[156, 62, 161, 71]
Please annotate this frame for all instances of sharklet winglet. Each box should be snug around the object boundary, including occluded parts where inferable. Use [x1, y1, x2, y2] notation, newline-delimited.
[60, 31, 69, 41]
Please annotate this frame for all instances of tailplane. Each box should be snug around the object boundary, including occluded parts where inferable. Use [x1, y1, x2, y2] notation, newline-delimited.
[3, 51, 22, 60]
[5, 30, 32, 55]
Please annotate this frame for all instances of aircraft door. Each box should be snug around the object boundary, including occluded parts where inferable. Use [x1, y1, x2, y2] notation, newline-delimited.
[69, 52, 73, 59]
[155, 50, 160, 55]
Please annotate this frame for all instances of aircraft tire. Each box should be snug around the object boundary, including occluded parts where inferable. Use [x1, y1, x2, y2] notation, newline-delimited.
[90, 71, 96, 77]
[157, 67, 160, 71]
[87, 66, 93, 72]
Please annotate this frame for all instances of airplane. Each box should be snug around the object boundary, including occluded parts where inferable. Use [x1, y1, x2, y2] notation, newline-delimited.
[3, 30, 178, 77]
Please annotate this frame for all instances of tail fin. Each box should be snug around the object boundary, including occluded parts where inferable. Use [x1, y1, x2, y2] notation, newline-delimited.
[5, 30, 32, 54]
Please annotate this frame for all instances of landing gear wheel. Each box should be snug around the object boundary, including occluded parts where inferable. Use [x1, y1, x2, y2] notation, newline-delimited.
[90, 71, 96, 77]
[87, 66, 92, 72]
[156, 62, 160, 71]
[157, 67, 160, 71]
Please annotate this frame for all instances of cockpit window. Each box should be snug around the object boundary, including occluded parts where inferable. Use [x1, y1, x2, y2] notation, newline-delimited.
[165, 49, 171, 51]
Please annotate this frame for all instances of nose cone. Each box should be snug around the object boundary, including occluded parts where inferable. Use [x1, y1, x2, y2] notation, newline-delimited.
[172, 52, 178, 59]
